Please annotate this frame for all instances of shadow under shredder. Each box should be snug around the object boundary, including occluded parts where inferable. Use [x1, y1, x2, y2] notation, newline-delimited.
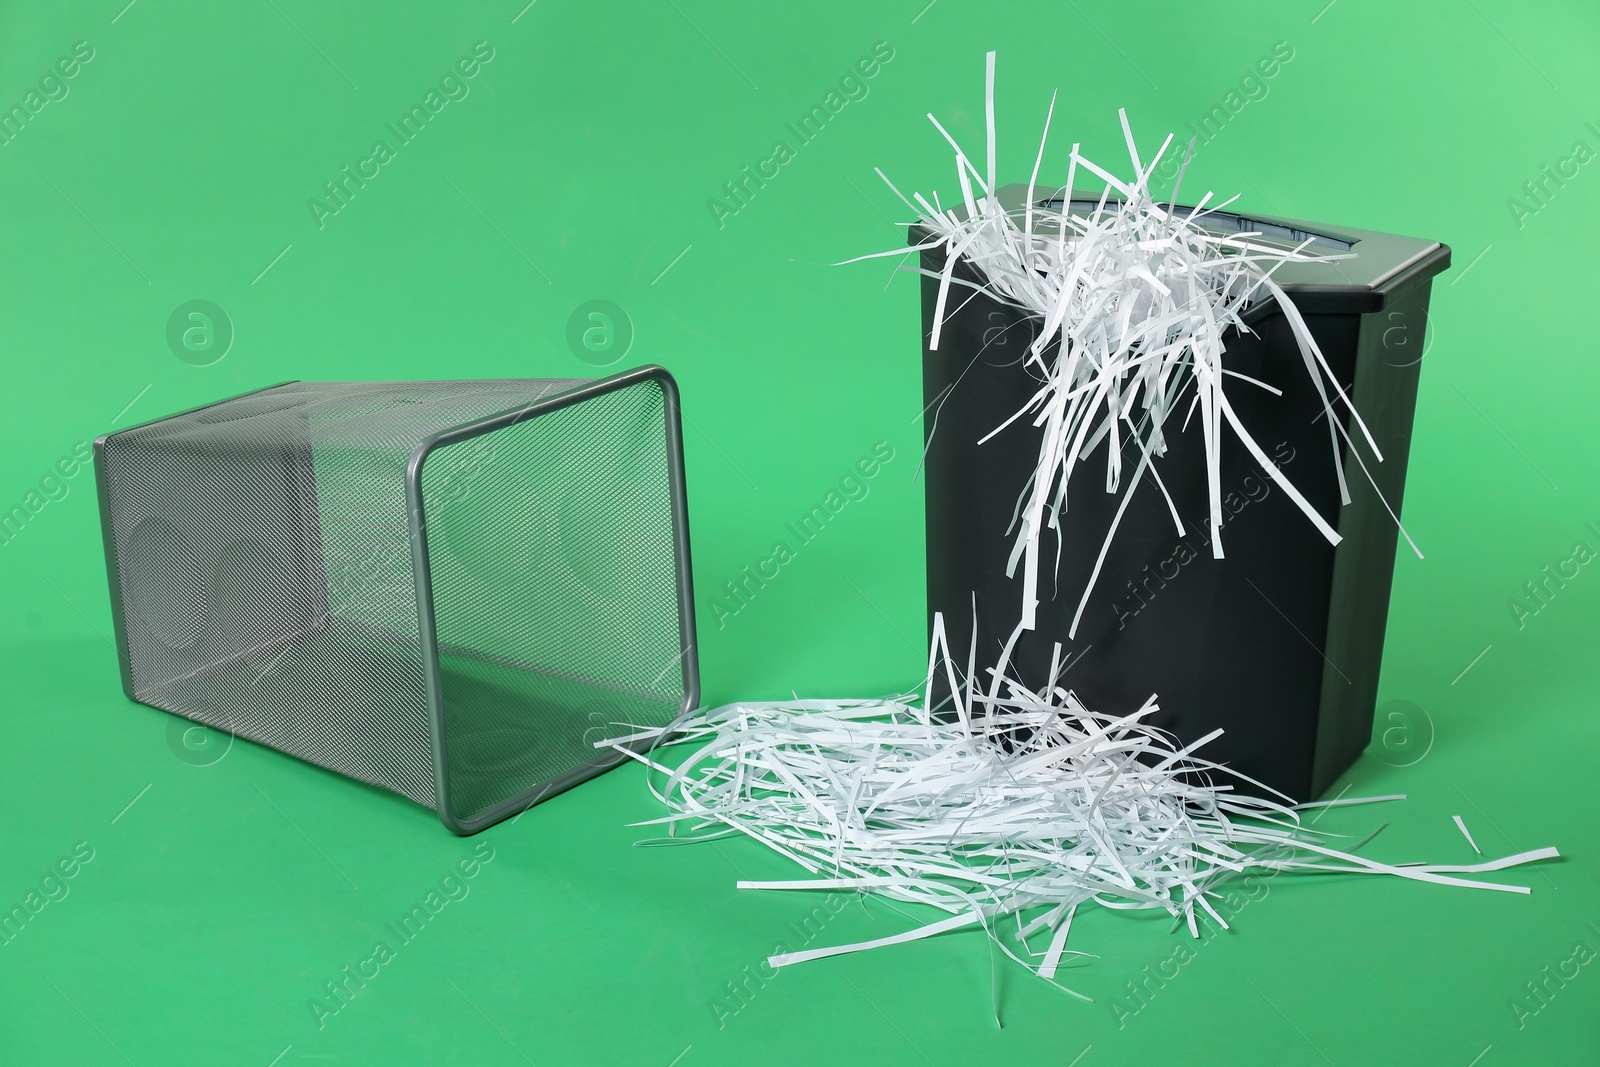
[94, 367, 698, 833]
[917, 185, 1450, 802]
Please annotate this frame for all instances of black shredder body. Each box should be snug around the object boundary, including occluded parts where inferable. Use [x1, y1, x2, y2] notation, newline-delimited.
[917, 186, 1450, 802]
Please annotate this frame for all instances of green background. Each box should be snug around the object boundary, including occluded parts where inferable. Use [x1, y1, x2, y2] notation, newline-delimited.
[2, 0, 1596, 1063]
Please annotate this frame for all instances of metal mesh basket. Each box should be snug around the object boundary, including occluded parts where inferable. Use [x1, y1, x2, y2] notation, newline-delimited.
[94, 366, 698, 833]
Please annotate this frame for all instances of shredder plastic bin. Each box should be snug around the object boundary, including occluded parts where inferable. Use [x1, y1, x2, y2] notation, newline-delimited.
[95, 366, 698, 833]
[915, 185, 1450, 801]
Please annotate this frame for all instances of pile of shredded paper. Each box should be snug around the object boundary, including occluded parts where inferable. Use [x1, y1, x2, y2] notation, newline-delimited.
[601, 54, 1558, 1000]
[601, 616, 1557, 1001]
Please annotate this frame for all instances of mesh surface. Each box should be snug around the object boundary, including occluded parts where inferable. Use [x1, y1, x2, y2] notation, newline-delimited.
[97, 376, 689, 817]
[419, 378, 685, 824]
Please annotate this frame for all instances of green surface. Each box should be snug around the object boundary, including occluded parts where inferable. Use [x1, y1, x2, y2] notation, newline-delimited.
[2, 1, 1597, 1063]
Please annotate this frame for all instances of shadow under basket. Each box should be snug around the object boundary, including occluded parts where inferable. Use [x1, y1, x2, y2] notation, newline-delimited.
[916, 186, 1450, 803]
[95, 367, 698, 833]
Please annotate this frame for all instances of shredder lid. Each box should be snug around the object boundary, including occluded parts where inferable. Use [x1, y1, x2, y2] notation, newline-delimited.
[913, 183, 1451, 317]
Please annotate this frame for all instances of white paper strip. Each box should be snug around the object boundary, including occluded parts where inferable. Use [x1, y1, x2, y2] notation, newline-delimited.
[767, 911, 980, 968]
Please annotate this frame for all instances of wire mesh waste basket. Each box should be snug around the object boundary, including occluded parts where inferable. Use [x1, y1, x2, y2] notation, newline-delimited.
[95, 366, 698, 833]
[917, 186, 1449, 802]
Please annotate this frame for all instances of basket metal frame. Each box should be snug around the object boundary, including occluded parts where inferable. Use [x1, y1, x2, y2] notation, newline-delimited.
[407, 364, 698, 833]
[95, 365, 700, 835]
